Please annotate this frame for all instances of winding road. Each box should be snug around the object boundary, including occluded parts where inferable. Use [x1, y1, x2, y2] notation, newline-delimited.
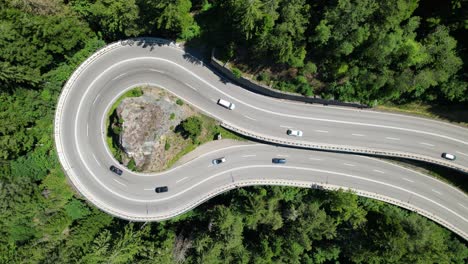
[54, 38, 468, 240]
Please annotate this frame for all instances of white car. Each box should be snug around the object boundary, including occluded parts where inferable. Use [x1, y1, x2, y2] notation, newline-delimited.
[441, 153, 456, 161]
[287, 129, 303, 137]
[212, 157, 226, 165]
[217, 99, 235, 110]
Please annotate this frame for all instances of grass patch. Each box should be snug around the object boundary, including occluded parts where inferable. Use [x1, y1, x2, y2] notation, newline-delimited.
[377, 102, 468, 127]
[165, 114, 247, 169]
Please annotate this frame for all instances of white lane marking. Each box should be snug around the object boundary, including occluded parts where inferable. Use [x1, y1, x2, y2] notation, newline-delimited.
[92, 94, 100, 105]
[244, 115, 256, 121]
[385, 137, 400, 140]
[352, 133, 365, 137]
[420, 142, 435, 147]
[432, 189, 442, 195]
[144, 188, 154, 191]
[176, 177, 188, 183]
[184, 82, 197, 91]
[343, 163, 355, 167]
[402, 178, 414, 183]
[87, 124, 89, 137]
[112, 72, 128, 81]
[92, 154, 102, 167]
[373, 169, 384, 174]
[149, 69, 165, 73]
[277, 154, 289, 157]
[456, 151, 468, 157]
[315, 130, 329, 133]
[242, 155, 256, 158]
[113, 179, 127, 187]
[459, 203, 468, 210]
[280, 125, 291, 128]
[309, 157, 322, 161]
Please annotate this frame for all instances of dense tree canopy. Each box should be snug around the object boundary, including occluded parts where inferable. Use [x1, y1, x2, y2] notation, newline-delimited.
[0, 0, 467, 263]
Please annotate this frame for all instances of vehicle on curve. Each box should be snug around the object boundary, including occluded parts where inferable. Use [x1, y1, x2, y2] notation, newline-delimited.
[109, 165, 123, 176]
[155, 186, 169, 193]
[441, 153, 456, 160]
[212, 157, 226, 165]
[287, 129, 303, 137]
[217, 99, 235, 110]
[272, 158, 286, 164]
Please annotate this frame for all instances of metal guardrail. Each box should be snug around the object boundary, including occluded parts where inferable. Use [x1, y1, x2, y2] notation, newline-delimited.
[54, 38, 467, 241]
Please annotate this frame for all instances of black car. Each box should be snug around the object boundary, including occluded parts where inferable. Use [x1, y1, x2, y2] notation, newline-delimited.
[110, 165, 123, 176]
[155, 186, 169, 193]
[272, 158, 286, 164]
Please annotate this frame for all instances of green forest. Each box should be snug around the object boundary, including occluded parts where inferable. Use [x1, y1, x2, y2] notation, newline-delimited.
[0, 0, 467, 263]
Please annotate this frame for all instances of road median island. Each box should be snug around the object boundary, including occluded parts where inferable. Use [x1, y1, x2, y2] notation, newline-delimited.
[106, 86, 246, 172]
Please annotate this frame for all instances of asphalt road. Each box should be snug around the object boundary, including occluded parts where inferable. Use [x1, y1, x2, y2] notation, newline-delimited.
[55, 39, 468, 239]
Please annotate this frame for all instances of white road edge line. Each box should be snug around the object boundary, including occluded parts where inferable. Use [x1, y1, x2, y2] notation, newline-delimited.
[402, 178, 414, 183]
[113, 179, 127, 187]
[176, 177, 188, 183]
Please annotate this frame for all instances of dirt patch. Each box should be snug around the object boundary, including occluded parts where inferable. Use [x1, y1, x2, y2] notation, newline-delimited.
[117, 86, 197, 172]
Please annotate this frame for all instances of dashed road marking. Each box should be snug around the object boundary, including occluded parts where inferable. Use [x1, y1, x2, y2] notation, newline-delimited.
[459, 203, 468, 210]
[280, 125, 292, 128]
[402, 178, 414, 183]
[184, 82, 197, 91]
[244, 115, 256, 121]
[352, 133, 365, 137]
[456, 151, 468, 157]
[149, 69, 165, 73]
[385, 137, 400, 140]
[242, 155, 256, 158]
[176, 177, 188, 183]
[309, 157, 322, 161]
[431, 189, 442, 195]
[144, 188, 154, 191]
[277, 154, 289, 157]
[315, 130, 329, 133]
[87, 124, 89, 137]
[420, 142, 435, 147]
[92, 154, 102, 167]
[113, 179, 127, 187]
[343, 163, 355, 167]
[373, 169, 384, 174]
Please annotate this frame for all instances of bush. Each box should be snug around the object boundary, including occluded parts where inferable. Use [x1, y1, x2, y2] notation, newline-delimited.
[232, 68, 242, 78]
[165, 140, 171, 151]
[127, 158, 137, 171]
[170, 113, 175, 120]
[179, 116, 202, 143]
[176, 99, 184, 106]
